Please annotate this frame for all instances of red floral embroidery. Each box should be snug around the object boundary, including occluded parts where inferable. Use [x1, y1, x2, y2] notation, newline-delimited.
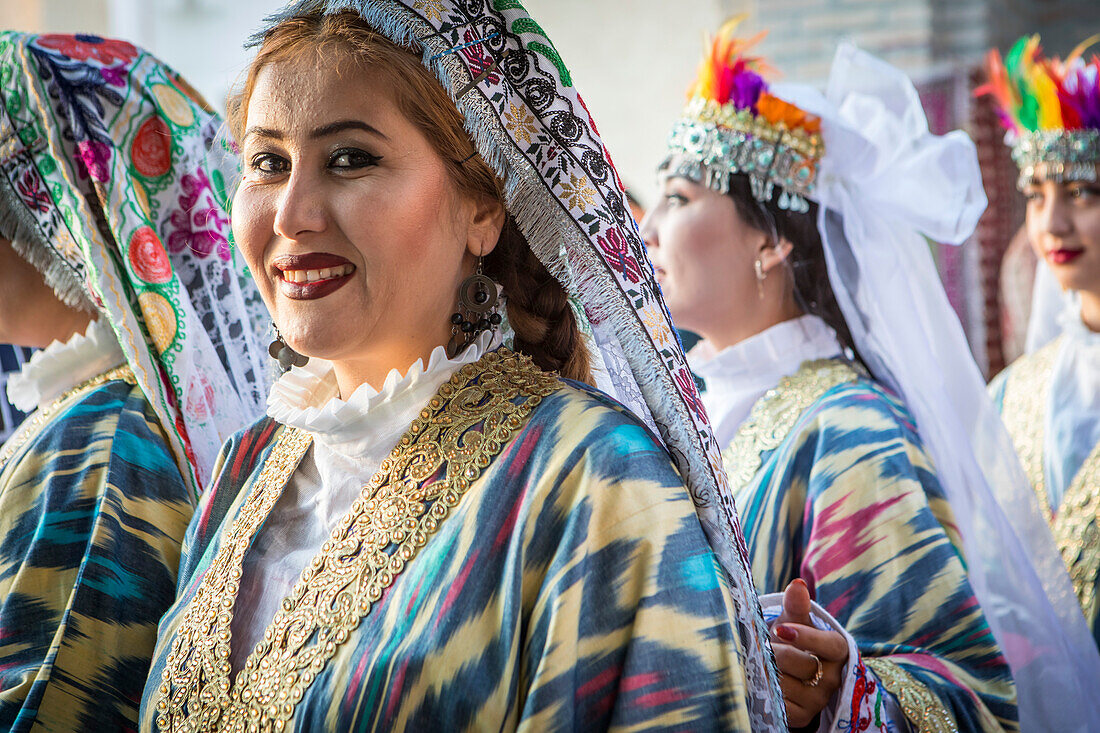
[459, 29, 500, 85]
[596, 227, 643, 283]
[15, 167, 52, 214]
[132, 115, 172, 179]
[37, 34, 137, 66]
[129, 226, 173, 284]
[185, 373, 216, 421]
[845, 656, 879, 732]
[674, 367, 708, 421]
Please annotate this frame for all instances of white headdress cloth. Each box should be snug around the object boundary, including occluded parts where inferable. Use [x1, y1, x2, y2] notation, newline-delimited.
[1026, 260, 1071, 352]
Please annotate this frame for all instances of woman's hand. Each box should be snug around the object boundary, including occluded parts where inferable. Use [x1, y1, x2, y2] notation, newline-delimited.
[771, 579, 850, 730]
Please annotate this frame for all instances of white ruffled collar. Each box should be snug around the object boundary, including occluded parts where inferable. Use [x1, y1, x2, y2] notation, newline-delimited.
[6, 319, 125, 412]
[267, 330, 498, 449]
[687, 315, 842, 448]
[689, 315, 842, 383]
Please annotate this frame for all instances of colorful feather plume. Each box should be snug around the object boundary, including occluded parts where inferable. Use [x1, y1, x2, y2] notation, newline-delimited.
[979, 34, 1100, 133]
[687, 15, 768, 111]
[667, 16, 823, 208]
[686, 15, 820, 135]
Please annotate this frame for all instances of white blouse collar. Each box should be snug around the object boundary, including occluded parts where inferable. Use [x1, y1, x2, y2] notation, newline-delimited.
[6, 319, 125, 413]
[688, 315, 842, 447]
[690, 314, 842, 383]
[267, 329, 498, 449]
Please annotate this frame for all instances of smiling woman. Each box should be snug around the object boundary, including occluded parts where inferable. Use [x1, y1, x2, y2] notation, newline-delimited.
[231, 42, 496, 395]
[138, 3, 784, 732]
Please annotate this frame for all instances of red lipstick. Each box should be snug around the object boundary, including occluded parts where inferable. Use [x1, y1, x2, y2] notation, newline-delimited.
[1047, 249, 1084, 265]
[273, 253, 355, 301]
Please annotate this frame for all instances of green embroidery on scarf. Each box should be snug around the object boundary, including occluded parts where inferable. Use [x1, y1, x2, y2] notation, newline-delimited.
[527, 41, 571, 87]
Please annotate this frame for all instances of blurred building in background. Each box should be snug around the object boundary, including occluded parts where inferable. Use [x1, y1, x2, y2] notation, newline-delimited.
[1, 0, 1098, 379]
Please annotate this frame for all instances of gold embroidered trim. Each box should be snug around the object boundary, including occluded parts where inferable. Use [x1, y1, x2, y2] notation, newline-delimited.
[865, 658, 958, 733]
[722, 358, 859, 492]
[1055, 436, 1100, 623]
[154, 349, 560, 732]
[0, 364, 135, 469]
[1001, 337, 1099, 620]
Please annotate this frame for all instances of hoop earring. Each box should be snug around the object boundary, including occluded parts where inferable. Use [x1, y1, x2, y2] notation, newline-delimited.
[268, 323, 309, 370]
[448, 255, 502, 357]
[754, 259, 766, 300]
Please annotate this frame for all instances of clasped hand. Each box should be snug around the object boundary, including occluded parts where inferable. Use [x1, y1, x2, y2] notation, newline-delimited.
[771, 578, 849, 730]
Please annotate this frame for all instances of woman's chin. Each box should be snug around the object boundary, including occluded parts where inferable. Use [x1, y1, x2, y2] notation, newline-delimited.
[1050, 267, 1100, 296]
[279, 332, 355, 363]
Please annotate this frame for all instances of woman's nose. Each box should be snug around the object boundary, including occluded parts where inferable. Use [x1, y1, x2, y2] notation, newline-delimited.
[639, 209, 659, 249]
[273, 170, 328, 240]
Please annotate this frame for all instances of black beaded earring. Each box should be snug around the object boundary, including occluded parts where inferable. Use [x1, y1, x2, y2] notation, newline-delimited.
[268, 323, 309, 370]
[448, 256, 502, 357]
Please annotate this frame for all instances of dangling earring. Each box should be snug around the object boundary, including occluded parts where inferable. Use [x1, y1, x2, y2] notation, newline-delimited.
[448, 255, 502, 357]
[754, 259, 766, 300]
[268, 323, 309, 370]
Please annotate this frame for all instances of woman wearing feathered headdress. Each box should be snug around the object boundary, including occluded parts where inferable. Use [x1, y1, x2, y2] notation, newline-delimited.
[641, 18, 1100, 732]
[0, 31, 270, 730]
[984, 35, 1100, 649]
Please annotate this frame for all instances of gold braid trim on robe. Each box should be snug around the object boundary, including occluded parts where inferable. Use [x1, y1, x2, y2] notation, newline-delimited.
[1000, 338, 1061, 519]
[722, 359, 859, 493]
[1000, 336, 1100, 623]
[154, 348, 561, 732]
[865, 659, 958, 733]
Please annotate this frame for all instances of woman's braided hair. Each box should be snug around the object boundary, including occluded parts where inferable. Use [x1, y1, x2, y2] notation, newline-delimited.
[228, 10, 592, 383]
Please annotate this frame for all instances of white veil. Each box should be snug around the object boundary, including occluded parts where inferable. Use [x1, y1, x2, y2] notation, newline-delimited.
[774, 43, 1100, 730]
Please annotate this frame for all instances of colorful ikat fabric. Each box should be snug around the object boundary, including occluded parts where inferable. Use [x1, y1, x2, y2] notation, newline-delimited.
[734, 364, 1017, 731]
[0, 378, 193, 731]
[142, 380, 754, 731]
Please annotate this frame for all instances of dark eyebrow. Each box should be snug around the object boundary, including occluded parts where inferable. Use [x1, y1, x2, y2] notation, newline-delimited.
[310, 120, 388, 141]
[242, 120, 389, 142]
[243, 125, 282, 141]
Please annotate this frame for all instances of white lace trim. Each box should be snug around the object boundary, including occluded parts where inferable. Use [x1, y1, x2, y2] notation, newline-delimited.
[6, 319, 125, 412]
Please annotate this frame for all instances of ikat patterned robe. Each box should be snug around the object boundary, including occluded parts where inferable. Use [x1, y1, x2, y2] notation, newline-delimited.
[730, 359, 1017, 731]
[0, 377, 194, 731]
[141, 365, 754, 731]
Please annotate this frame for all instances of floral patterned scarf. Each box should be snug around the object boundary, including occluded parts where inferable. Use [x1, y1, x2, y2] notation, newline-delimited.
[0, 31, 270, 495]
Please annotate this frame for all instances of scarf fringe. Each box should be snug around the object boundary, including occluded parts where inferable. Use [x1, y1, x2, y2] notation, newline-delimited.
[0, 173, 96, 313]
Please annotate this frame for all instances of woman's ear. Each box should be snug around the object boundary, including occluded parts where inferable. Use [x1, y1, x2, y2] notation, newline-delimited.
[466, 197, 506, 257]
[758, 238, 794, 275]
